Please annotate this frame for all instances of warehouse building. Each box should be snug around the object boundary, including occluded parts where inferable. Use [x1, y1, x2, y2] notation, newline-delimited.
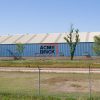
[0, 32, 100, 57]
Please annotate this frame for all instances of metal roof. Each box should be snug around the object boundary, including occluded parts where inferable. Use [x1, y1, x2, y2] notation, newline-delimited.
[0, 32, 100, 44]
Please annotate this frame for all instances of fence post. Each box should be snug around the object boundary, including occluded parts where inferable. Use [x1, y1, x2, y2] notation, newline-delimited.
[89, 64, 92, 100]
[38, 66, 41, 96]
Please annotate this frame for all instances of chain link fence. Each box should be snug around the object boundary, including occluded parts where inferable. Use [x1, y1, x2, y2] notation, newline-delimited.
[0, 64, 100, 99]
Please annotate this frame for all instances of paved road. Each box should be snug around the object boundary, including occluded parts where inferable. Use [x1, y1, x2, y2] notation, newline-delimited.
[0, 67, 100, 73]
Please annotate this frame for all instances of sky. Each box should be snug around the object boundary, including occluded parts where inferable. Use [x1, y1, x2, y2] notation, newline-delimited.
[0, 0, 100, 35]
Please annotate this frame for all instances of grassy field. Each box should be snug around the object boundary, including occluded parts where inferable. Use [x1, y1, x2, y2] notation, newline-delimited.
[0, 71, 100, 100]
[0, 93, 100, 100]
[0, 58, 100, 99]
[0, 59, 100, 68]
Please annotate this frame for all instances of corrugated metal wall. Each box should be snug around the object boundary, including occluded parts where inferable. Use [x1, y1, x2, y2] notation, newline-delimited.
[58, 42, 95, 56]
[0, 42, 95, 57]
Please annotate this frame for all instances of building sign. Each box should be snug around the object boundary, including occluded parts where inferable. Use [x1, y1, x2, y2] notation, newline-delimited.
[40, 45, 55, 55]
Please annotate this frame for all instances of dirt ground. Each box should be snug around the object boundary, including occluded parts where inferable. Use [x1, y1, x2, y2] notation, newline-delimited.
[0, 71, 100, 96]
[41, 77, 100, 93]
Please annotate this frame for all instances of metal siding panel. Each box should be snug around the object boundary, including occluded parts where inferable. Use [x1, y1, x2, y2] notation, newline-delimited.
[7, 44, 10, 56]
[86, 43, 91, 55]
[8, 44, 11, 57]
[83, 42, 85, 54]
[89, 43, 94, 56]
[67, 44, 70, 56]
[81, 43, 84, 55]
[80, 43, 83, 56]
[62, 44, 64, 56]
[64, 42, 95, 56]
[22, 44, 40, 57]
[65, 43, 70, 56]
[6, 44, 16, 57]
[88, 43, 92, 55]
[0, 42, 96, 57]
[82, 43, 86, 55]
[88, 43, 91, 55]
[4, 44, 8, 56]
[85, 43, 88, 54]
[0, 45, 3, 56]
[34, 44, 37, 56]
[58, 44, 61, 56]
[91, 43, 94, 56]
[23, 44, 30, 56]
[29, 44, 33, 56]
[25, 44, 30, 56]
[92, 43, 95, 56]
[1, 44, 9, 57]
[34, 44, 40, 56]
[58, 44, 62, 56]
[76, 42, 95, 56]
[75, 43, 91, 56]
[63, 43, 66, 56]
[58, 43, 70, 56]
[61, 44, 64, 56]
[63, 44, 66, 56]
[80, 43, 83, 55]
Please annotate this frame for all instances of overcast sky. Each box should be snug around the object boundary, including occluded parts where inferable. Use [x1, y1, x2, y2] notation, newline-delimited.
[0, 0, 100, 35]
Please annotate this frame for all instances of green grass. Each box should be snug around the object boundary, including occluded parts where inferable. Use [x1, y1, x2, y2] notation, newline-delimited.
[0, 93, 62, 100]
[0, 59, 100, 68]
[0, 92, 100, 100]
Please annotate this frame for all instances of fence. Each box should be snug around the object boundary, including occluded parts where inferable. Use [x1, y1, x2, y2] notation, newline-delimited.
[0, 65, 100, 99]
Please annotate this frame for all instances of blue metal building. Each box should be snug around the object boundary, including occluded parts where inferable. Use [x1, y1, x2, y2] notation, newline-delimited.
[0, 32, 99, 57]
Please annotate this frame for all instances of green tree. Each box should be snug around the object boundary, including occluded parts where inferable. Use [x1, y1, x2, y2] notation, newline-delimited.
[93, 35, 100, 55]
[64, 25, 80, 60]
[16, 43, 25, 59]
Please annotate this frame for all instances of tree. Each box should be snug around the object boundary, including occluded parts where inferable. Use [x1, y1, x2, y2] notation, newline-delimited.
[16, 43, 25, 59]
[93, 35, 100, 56]
[64, 25, 80, 60]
